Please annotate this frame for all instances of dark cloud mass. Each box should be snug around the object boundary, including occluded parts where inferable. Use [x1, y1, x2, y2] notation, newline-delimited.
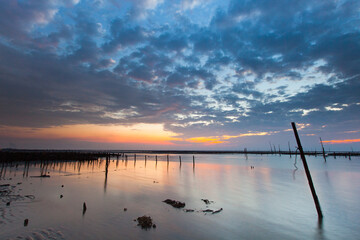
[0, 0, 359, 149]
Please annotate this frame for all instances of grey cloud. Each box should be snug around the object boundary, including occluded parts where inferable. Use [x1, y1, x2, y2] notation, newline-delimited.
[0, 0, 359, 148]
[102, 18, 145, 53]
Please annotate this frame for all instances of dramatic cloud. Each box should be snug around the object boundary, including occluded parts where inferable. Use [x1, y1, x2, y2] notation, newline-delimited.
[0, 0, 359, 150]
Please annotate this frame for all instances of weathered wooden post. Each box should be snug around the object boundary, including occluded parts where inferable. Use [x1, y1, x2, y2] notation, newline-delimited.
[292, 122, 323, 220]
[193, 155, 195, 168]
[288, 141, 292, 158]
[320, 137, 326, 162]
[83, 202, 87, 215]
[278, 145, 281, 155]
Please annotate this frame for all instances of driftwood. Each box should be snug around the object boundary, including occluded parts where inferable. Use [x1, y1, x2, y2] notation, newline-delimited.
[202, 208, 223, 214]
[30, 174, 50, 178]
[212, 208, 223, 214]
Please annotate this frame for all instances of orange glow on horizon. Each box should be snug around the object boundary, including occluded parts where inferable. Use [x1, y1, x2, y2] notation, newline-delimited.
[0, 125, 279, 147]
[322, 139, 360, 144]
[0, 124, 181, 145]
[185, 131, 276, 145]
[186, 137, 225, 145]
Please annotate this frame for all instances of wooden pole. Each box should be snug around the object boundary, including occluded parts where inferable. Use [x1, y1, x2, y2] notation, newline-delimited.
[320, 137, 326, 162]
[292, 122, 323, 220]
[288, 141, 292, 158]
[193, 155, 195, 168]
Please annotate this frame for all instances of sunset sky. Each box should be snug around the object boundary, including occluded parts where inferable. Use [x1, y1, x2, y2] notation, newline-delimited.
[0, 0, 359, 151]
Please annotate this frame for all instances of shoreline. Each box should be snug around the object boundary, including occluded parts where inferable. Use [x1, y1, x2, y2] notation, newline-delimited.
[0, 149, 359, 162]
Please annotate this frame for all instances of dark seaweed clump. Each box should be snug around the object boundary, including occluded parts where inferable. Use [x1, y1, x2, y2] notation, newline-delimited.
[163, 199, 185, 208]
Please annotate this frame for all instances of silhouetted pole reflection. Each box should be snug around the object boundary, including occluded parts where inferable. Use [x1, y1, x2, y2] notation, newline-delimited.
[292, 154, 298, 180]
[292, 122, 323, 221]
[288, 141, 292, 158]
[104, 156, 110, 192]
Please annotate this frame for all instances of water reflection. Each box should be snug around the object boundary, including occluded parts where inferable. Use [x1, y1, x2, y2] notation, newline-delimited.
[1, 155, 360, 240]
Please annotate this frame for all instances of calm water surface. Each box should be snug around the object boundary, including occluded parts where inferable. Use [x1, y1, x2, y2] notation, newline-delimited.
[1, 154, 360, 239]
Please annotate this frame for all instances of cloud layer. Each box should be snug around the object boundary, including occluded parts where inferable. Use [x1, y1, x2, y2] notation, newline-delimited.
[0, 0, 359, 150]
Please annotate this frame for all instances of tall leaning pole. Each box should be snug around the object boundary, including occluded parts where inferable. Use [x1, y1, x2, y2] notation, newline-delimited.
[291, 122, 323, 220]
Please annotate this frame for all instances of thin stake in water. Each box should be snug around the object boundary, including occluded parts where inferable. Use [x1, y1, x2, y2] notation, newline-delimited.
[292, 122, 323, 220]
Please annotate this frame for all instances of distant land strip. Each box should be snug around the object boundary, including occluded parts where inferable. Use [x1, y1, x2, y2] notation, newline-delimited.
[0, 149, 359, 162]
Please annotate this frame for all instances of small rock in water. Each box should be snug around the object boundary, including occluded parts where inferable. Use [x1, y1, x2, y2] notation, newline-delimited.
[6, 202, 10, 206]
[152, 224, 156, 228]
[25, 195, 35, 200]
[24, 219, 29, 227]
[124, 208, 127, 211]
[61, 185, 64, 188]
[201, 199, 213, 205]
[163, 199, 185, 208]
[184, 209, 194, 212]
[136, 216, 154, 229]
[60, 195, 63, 198]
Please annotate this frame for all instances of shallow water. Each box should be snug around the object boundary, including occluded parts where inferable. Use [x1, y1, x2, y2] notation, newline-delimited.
[1, 154, 360, 239]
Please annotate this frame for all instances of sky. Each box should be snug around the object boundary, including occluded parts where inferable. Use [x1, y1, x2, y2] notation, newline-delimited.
[0, 0, 359, 151]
